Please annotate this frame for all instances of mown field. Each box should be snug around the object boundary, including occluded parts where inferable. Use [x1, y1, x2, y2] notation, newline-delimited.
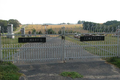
[24, 24, 88, 34]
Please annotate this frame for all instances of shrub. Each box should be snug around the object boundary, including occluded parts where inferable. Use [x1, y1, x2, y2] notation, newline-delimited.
[38, 31, 42, 34]
[32, 28, 36, 34]
[58, 30, 61, 34]
[47, 28, 56, 34]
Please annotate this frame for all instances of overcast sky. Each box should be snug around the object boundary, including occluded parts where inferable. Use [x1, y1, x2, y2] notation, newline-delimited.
[0, 0, 120, 24]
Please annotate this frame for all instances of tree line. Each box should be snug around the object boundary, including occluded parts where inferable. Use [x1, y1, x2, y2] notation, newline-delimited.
[0, 19, 21, 33]
[83, 20, 120, 32]
[77, 20, 85, 24]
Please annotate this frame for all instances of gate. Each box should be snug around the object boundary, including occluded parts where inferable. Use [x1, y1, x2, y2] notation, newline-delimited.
[0, 24, 120, 64]
[64, 26, 120, 60]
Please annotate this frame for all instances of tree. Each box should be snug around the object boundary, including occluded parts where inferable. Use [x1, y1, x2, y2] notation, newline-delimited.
[0, 19, 21, 33]
[8, 19, 21, 31]
[0, 20, 8, 33]
[77, 20, 85, 24]
[83, 21, 119, 32]
[103, 20, 118, 25]
[67, 23, 70, 25]
[77, 20, 82, 24]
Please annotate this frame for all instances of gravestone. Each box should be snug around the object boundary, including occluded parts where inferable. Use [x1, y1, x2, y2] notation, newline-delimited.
[7, 24, 15, 38]
[28, 31, 31, 37]
[21, 28, 26, 37]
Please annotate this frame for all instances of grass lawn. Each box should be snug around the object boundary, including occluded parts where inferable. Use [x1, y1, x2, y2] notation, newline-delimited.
[0, 61, 22, 80]
[2, 37, 19, 44]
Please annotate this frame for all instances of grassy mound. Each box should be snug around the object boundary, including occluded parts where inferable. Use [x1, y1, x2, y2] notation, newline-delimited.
[0, 61, 22, 80]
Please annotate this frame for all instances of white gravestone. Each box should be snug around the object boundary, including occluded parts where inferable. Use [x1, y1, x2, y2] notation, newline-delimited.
[7, 24, 15, 38]
[21, 28, 26, 37]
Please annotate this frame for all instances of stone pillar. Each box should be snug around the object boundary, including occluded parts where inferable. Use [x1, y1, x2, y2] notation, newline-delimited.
[61, 26, 66, 62]
[7, 24, 15, 38]
[21, 28, 26, 37]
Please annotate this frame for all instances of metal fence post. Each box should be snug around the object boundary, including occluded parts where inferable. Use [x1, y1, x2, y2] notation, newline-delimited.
[0, 26, 2, 61]
[63, 26, 65, 62]
[118, 26, 120, 57]
[61, 26, 65, 62]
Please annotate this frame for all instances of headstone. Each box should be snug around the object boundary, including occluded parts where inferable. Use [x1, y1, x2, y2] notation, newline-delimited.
[7, 24, 15, 38]
[28, 31, 31, 37]
[28, 31, 31, 34]
[21, 28, 26, 37]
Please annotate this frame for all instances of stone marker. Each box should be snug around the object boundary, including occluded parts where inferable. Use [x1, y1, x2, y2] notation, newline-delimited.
[21, 28, 26, 37]
[7, 24, 15, 38]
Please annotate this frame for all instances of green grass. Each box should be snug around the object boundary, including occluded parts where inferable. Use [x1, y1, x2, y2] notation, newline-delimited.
[60, 71, 83, 78]
[106, 57, 120, 68]
[0, 61, 22, 80]
[2, 37, 20, 44]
